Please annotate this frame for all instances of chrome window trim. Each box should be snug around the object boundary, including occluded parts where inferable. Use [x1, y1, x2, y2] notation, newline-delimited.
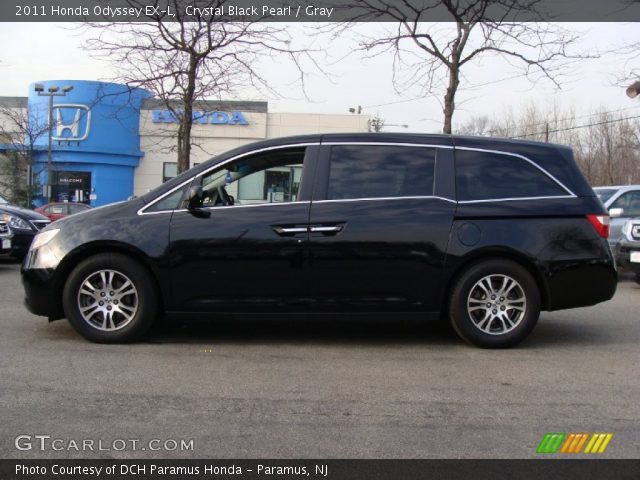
[140, 200, 312, 216]
[458, 195, 577, 204]
[137, 143, 320, 215]
[313, 196, 456, 204]
[323, 141, 452, 149]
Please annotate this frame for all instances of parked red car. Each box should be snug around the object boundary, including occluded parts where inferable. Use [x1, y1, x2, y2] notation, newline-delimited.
[35, 202, 92, 222]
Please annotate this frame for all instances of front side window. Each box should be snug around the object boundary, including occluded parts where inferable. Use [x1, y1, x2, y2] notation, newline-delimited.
[327, 145, 436, 200]
[610, 191, 640, 217]
[199, 147, 306, 207]
[69, 204, 88, 214]
[146, 185, 188, 213]
[455, 150, 567, 201]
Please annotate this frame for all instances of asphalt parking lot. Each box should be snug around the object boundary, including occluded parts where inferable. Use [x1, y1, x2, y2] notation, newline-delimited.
[0, 256, 638, 459]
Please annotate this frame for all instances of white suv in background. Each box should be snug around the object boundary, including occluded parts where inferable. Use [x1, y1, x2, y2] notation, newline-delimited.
[594, 185, 640, 244]
[615, 217, 640, 284]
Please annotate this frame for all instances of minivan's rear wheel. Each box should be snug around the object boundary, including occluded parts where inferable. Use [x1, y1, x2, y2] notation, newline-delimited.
[449, 259, 540, 348]
[63, 253, 157, 343]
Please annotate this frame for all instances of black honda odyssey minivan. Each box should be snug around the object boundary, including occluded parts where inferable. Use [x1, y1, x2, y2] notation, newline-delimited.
[22, 134, 617, 347]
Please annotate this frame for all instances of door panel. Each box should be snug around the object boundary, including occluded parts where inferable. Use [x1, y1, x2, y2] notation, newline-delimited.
[168, 203, 311, 311]
[166, 145, 319, 311]
[307, 198, 455, 311]
[307, 144, 456, 312]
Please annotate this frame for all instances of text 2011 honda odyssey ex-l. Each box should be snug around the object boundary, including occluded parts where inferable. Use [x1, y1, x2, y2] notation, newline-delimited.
[22, 134, 617, 348]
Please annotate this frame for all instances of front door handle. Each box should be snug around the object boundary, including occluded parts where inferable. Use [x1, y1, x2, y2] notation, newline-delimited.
[272, 226, 308, 236]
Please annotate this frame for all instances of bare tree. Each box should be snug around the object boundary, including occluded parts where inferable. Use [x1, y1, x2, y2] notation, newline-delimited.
[0, 102, 49, 206]
[368, 114, 385, 132]
[335, 0, 585, 134]
[84, 0, 315, 174]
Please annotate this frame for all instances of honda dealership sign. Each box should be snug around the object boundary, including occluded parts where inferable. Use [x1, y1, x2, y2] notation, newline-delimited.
[151, 110, 249, 126]
[52, 104, 91, 141]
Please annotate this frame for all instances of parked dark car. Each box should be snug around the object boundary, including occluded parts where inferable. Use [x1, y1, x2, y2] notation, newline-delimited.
[0, 220, 11, 255]
[0, 205, 50, 259]
[21, 134, 617, 347]
[615, 217, 640, 284]
[35, 202, 92, 222]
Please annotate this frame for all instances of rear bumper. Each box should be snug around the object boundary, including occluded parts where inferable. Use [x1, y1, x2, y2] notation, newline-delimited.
[542, 236, 617, 311]
[545, 263, 617, 310]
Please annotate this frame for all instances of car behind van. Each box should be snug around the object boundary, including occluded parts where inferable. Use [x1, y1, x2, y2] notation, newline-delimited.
[22, 134, 617, 347]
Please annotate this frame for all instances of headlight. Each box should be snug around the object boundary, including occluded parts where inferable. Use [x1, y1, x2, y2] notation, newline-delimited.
[0, 213, 32, 231]
[30, 229, 60, 251]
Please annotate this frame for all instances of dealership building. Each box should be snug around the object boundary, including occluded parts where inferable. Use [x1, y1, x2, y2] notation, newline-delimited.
[0, 80, 369, 206]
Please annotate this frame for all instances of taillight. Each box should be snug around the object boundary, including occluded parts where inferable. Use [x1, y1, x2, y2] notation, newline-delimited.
[586, 214, 609, 239]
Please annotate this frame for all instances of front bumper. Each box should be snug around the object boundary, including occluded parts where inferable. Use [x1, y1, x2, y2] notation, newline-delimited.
[615, 238, 640, 274]
[9, 230, 36, 258]
[0, 234, 12, 255]
[22, 248, 65, 320]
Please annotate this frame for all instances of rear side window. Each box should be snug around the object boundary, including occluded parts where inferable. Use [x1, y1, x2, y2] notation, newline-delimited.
[455, 150, 567, 201]
[69, 204, 88, 214]
[328, 145, 435, 200]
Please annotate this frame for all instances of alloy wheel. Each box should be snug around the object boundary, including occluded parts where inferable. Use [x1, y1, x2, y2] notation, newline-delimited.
[466, 274, 527, 335]
[77, 269, 138, 331]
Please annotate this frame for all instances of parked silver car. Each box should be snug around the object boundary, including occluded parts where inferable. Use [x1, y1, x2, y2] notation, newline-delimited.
[614, 217, 640, 284]
[594, 185, 640, 244]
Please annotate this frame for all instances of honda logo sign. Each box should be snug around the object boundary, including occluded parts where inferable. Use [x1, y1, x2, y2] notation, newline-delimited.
[52, 104, 91, 142]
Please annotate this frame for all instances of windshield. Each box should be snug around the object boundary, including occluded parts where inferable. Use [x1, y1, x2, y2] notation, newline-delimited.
[594, 188, 617, 204]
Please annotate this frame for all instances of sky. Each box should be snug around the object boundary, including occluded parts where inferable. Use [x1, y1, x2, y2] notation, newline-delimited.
[0, 22, 638, 134]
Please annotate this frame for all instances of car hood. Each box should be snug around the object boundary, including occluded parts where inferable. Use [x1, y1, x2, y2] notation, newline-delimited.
[44, 198, 144, 232]
[0, 205, 49, 221]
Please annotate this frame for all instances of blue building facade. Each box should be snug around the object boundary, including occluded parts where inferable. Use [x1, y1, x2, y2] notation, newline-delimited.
[28, 80, 151, 207]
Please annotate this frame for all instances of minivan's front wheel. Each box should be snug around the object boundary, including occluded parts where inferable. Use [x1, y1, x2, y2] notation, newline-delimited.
[449, 259, 540, 348]
[63, 253, 157, 343]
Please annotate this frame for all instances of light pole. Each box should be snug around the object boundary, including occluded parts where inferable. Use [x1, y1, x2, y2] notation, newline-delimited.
[34, 83, 74, 202]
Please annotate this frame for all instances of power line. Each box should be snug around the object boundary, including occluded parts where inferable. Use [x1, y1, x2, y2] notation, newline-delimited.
[510, 114, 640, 139]
[488, 105, 640, 135]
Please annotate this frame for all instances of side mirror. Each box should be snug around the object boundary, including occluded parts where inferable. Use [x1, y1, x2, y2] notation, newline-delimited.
[186, 185, 203, 210]
[609, 207, 623, 218]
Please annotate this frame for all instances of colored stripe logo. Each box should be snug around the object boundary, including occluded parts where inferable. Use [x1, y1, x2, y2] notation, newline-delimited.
[537, 433, 613, 454]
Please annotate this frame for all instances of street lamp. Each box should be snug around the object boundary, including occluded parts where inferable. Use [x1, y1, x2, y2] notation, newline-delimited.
[34, 83, 74, 201]
[626, 81, 640, 99]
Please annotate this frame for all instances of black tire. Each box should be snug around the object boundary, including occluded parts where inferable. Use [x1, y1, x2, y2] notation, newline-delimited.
[62, 253, 158, 343]
[448, 259, 540, 348]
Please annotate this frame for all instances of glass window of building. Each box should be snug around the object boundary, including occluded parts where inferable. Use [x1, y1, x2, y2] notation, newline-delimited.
[163, 162, 178, 183]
